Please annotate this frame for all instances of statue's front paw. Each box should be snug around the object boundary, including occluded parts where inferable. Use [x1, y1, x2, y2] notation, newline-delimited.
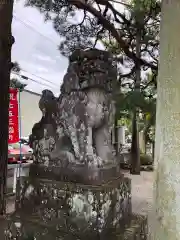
[86, 154, 103, 168]
[96, 156, 103, 167]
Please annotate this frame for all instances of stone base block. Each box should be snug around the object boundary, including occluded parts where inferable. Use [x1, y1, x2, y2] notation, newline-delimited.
[29, 163, 121, 185]
[116, 214, 148, 240]
[5, 173, 131, 239]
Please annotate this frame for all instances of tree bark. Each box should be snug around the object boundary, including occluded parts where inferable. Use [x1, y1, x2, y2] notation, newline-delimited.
[148, 0, 180, 238]
[69, 0, 157, 70]
[130, 18, 141, 175]
[152, 140, 155, 160]
[0, 0, 14, 215]
[130, 110, 140, 174]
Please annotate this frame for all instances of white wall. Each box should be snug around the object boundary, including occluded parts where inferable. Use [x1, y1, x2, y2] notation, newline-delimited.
[18, 90, 42, 137]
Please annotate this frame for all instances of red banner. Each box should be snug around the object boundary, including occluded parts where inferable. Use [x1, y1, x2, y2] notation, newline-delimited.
[8, 88, 19, 144]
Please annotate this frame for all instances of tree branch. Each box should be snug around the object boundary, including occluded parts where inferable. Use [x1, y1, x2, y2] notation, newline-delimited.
[69, 0, 158, 70]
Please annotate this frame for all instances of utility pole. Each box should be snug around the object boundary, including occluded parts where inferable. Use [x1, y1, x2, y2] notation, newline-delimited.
[0, 0, 14, 215]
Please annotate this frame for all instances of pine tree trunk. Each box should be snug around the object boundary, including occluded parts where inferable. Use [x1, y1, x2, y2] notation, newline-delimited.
[152, 140, 155, 160]
[130, 110, 140, 174]
[0, 0, 14, 215]
[130, 21, 141, 174]
[148, 0, 180, 238]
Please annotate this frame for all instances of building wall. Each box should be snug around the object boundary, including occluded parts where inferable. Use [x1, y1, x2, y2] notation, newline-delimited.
[18, 90, 42, 137]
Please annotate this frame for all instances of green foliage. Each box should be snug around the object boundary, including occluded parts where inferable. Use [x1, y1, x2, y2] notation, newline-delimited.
[115, 90, 156, 116]
[140, 153, 153, 165]
[12, 61, 21, 73]
[10, 62, 27, 91]
[130, 0, 160, 13]
[26, 0, 105, 56]
[10, 78, 27, 91]
[102, 39, 123, 56]
[22, 232, 35, 239]
[25, 0, 160, 74]
[26, 0, 158, 138]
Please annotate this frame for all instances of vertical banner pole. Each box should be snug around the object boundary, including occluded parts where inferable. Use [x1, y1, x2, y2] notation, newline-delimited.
[15, 89, 22, 208]
[12, 88, 19, 194]
[18, 89, 22, 162]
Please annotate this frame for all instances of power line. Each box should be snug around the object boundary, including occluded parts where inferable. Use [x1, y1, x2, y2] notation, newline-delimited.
[13, 14, 59, 46]
[12, 69, 59, 88]
[12, 71, 53, 89]
[12, 71, 59, 90]
[20, 69, 59, 87]
[12, 14, 61, 89]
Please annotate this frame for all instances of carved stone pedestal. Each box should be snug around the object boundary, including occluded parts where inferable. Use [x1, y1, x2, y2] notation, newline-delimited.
[5, 164, 131, 240]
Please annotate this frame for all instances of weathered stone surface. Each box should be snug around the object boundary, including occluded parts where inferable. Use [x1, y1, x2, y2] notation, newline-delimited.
[29, 162, 120, 185]
[4, 49, 134, 239]
[30, 48, 117, 169]
[5, 175, 131, 240]
[115, 215, 148, 240]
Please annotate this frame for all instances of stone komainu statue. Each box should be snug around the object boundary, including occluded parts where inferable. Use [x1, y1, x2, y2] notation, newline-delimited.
[6, 50, 134, 240]
[31, 49, 117, 168]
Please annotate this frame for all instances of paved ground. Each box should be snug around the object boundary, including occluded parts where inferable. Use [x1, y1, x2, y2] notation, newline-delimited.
[6, 197, 15, 214]
[127, 171, 153, 215]
[0, 197, 15, 237]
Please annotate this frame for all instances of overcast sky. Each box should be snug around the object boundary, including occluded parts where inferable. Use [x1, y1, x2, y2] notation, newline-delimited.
[12, 0, 69, 95]
[11, 1, 127, 96]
